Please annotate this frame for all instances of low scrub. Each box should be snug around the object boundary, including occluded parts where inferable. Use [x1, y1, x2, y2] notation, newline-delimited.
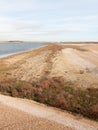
[0, 77, 98, 120]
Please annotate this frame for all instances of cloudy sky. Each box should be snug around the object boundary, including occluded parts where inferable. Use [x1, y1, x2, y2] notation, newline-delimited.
[0, 0, 98, 42]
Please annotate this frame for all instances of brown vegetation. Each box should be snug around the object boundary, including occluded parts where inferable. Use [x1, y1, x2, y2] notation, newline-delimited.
[0, 44, 98, 121]
[0, 77, 98, 120]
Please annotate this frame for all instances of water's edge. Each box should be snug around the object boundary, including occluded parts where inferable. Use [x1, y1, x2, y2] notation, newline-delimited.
[0, 42, 47, 59]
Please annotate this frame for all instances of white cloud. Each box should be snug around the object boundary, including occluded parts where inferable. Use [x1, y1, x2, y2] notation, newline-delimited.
[0, 16, 42, 32]
[0, 14, 98, 41]
[0, 0, 98, 41]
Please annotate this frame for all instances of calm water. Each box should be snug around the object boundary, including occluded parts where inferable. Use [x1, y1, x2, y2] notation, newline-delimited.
[0, 42, 47, 58]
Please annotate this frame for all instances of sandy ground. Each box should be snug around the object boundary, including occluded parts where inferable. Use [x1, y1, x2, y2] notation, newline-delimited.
[0, 94, 98, 130]
[0, 44, 98, 85]
[0, 44, 98, 88]
[0, 104, 69, 130]
[0, 44, 98, 130]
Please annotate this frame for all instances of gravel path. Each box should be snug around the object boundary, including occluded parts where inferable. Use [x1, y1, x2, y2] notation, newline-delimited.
[0, 94, 98, 130]
[63, 48, 97, 71]
[0, 104, 69, 130]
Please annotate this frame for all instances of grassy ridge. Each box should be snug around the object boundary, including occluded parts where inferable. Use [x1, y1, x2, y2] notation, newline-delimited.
[0, 77, 98, 120]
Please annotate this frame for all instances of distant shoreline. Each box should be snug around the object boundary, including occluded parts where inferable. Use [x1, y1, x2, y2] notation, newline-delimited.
[0, 41, 98, 44]
[0, 41, 46, 44]
[0, 42, 98, 59]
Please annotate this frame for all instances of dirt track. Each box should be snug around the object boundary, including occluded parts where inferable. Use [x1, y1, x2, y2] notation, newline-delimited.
[0, 104, 69, 130]
[0, 94, 98, 130]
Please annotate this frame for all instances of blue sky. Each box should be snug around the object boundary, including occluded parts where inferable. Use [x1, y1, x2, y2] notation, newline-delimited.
[0, 0, 98, 42]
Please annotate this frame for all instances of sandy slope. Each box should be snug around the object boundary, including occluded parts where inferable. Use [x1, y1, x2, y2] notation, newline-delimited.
[0, 94, 98, 130]
[0, 44, 98, 130]
[1, 44, 98, 88]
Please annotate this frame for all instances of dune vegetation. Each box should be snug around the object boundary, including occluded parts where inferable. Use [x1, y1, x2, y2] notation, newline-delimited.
[0, 76, 98, 120]
[0, 44, 98, 120]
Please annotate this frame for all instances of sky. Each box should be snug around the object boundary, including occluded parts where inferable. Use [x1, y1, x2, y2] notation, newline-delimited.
[0, 0, 98, 42]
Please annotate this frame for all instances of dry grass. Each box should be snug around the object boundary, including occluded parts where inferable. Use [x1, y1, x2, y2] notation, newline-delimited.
[0, 77, 98, 120]
[0, 44, 98, 120]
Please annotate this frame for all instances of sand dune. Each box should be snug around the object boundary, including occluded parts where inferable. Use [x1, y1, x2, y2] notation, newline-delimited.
[0, 44, 98, 87]
[0, 43, 98, 129]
